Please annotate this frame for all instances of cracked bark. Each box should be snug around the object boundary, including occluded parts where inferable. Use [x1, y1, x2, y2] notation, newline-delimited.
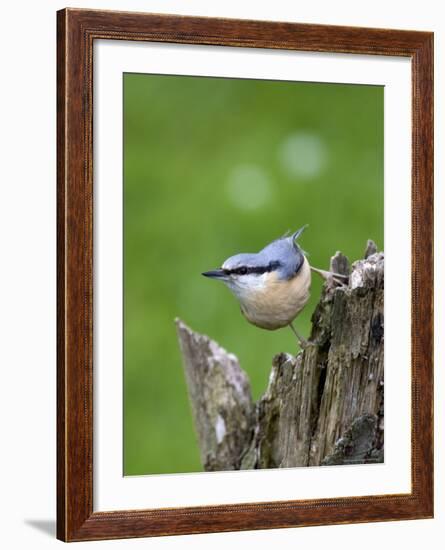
[176, 242, 384, 470]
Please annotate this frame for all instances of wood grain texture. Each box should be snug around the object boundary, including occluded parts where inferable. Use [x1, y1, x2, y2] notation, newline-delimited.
[57, 8, 434, 541]
[176, 318, 255, 471]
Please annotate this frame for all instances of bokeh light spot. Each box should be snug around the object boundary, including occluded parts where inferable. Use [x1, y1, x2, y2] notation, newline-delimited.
[226, 164, 272, 210]
[278, 132, 328, 180]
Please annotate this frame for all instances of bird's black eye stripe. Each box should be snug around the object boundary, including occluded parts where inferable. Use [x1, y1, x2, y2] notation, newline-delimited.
[225, 261, 281, 276]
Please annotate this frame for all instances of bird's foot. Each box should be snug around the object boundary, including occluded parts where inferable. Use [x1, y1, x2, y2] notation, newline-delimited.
[311, 266, 348, 287]
[298, 337, 316, 351]
[289, 323, 315, 352]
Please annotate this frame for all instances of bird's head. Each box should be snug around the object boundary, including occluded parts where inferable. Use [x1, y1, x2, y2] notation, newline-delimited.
[202, 225, 308, 299]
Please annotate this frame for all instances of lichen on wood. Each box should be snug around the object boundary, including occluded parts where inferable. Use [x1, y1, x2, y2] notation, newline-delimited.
[176, 242, 384, 470]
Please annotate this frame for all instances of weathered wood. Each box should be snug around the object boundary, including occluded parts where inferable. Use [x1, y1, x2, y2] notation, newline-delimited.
[176, 244, 384, 470]
[175, 319, 254, 471]
[364, 239, 378, 259]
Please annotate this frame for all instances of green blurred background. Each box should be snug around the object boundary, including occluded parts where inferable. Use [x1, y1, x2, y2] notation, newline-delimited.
[123, 73, 383, 476]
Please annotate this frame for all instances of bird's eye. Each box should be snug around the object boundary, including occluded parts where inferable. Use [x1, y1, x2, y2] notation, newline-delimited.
[238, 267, 248, 275]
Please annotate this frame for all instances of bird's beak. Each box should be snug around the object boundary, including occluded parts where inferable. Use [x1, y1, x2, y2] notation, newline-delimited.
[202, 269, 227, 279]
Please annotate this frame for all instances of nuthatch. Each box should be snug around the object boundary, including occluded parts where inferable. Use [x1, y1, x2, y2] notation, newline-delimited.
[202, 226, 346, 347]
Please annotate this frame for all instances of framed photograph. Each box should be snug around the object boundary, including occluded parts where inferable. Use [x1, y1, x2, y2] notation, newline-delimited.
[57, 8, 433, 542]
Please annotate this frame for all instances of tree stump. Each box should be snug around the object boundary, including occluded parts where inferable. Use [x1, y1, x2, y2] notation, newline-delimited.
[176, 242, 384, 471]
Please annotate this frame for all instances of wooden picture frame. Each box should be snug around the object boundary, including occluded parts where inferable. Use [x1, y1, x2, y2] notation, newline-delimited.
[57, 8, 433, 541]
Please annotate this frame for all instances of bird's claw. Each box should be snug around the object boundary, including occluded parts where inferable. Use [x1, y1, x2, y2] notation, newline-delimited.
[327, 272, 348, 288]
[298, 338, 316, 351]
[311, 266, 349, 287]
